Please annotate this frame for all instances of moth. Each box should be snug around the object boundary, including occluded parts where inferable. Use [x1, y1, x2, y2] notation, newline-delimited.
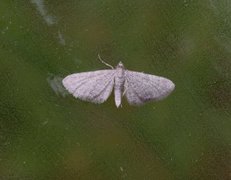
[62, 56, 175, 107]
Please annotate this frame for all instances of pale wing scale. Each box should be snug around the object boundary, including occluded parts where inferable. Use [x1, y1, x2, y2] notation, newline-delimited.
[62, 70, 116, 104]
[124, 82, 144, 105]
[125, 70, 175, 106]
[62, 70, 111, 93]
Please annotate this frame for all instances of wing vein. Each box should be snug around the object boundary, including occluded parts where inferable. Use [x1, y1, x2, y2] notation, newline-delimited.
[72, 72, 112, 95]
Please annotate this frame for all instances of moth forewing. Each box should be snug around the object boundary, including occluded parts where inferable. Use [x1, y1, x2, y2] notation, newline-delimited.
[124, 70, 175, 105]
[62, 70, 116, 104]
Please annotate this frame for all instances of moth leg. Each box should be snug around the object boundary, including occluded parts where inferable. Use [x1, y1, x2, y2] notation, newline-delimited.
[122, 83, 128, 97]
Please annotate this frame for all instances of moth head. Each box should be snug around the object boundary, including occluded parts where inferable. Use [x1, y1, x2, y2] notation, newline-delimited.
[116, 61, 124, 69]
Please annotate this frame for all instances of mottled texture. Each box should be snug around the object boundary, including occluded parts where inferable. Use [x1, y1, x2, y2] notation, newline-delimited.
[62, 70, 116, 103]
[62, 62, 175, 107]
[125, 71, 175, 105]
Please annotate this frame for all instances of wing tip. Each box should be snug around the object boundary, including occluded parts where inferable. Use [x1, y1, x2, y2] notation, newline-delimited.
[62, 77, 69, 90]
[169, 80, 175, 92]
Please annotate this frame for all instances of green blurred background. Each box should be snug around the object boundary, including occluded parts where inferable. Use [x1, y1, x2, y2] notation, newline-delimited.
[0, 0, 231, 179]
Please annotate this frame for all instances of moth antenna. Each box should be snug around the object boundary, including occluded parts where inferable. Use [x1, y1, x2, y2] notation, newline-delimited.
[98, 54, 114, 69]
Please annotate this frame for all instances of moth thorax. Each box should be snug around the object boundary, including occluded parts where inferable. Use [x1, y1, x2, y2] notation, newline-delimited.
[116, 66, 125, 79]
